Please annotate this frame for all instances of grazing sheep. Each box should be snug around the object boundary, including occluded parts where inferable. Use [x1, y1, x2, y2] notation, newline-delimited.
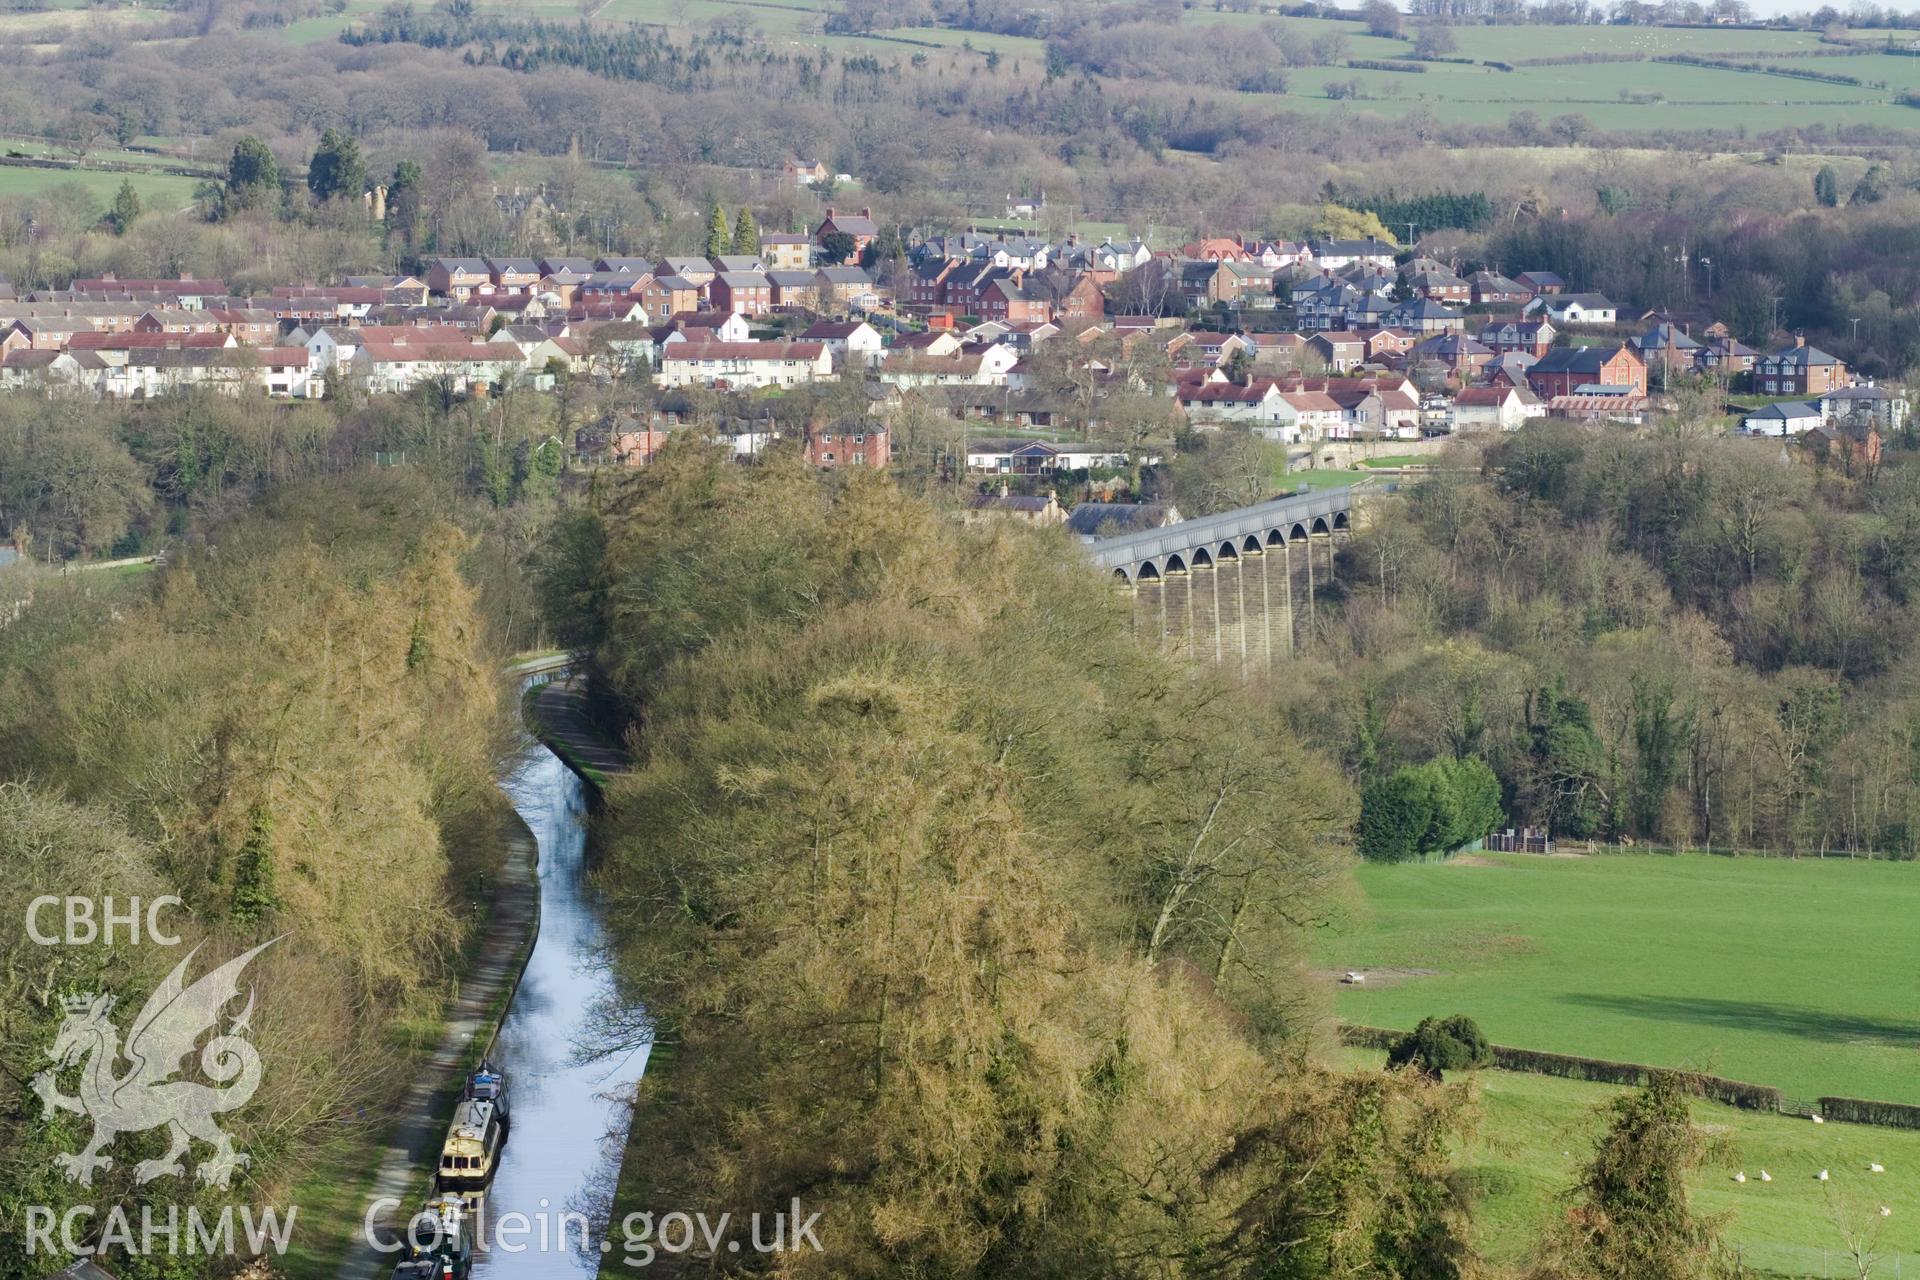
[1882, 1206, 1894, 1217]
[1813, 1115, 1825, 1124]
[1733, 1172, 1746, 1183]
[1818, 1169, 1831, 1181]
[1871, 1163, 1885, 1173]
[1759, 1171, 1772, 1181]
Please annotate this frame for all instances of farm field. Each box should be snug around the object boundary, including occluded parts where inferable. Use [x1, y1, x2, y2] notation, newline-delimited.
[255, 0, 1920, 135]
[1253, 58, 1913, 132]
[1326, 851, 1920, 1105]
[0, 165, 201, 209]
[1335, 1048, 1920, 1276]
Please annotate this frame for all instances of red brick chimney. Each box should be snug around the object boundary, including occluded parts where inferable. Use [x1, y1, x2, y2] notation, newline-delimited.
[861, 207, 872, 219]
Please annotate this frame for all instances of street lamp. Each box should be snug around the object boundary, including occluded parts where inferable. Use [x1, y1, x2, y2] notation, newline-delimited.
[1700, 256, 1713, 301]
[1850, 316, 1862, 343]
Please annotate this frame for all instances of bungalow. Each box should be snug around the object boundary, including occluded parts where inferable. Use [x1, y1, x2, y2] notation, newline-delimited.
[655, 340, 834, 389]
[1528, 292, 1617, 326]
[1742, 400, 1824, 437]
[965, 439, 1136, 474]
[965, 484, 1067, 526]
[1064, 502, 1182, 539]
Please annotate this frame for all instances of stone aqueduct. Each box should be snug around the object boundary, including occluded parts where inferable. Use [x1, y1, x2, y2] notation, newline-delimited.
[1087, 488, 1355, 674]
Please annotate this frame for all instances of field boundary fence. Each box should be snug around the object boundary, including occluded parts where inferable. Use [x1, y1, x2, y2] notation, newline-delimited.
[1341, 1024, 1920, 1130]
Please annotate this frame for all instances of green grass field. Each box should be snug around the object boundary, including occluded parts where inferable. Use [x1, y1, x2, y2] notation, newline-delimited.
[251, 0, 1920, 135]
[0, 165, 201, 210]
[1327, 852, 1920, 1106]
[1335, 1048, 1920, 1276]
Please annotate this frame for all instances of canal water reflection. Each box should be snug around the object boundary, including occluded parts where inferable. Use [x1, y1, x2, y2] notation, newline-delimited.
[473, 741, 649, 1275]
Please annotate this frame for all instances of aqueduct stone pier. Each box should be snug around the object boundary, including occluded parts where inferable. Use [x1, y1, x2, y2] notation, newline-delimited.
[1088, 488, 1354, 674]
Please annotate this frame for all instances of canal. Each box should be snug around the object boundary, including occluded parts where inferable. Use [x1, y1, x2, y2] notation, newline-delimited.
[471, 732, 649, 1274]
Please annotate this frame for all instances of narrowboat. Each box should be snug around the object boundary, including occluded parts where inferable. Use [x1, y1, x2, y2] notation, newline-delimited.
[464, 1062, 509, 1128]
[393, 1195, 473, 1280]
[437, 1095, 505, 1189]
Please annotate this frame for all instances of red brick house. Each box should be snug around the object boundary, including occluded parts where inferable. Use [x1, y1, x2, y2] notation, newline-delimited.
[976, 273, 1052, 325]
[640, 275, 705, 322]
[804, 419, 889, 469]
[426, 258, 491, 301]
[1755, 337, 1848, 396]
[905, 257, 960, 310]
[814, 207, 880, 258]
[710, 271, 773, 316]
[1525, 343, 1646, 399]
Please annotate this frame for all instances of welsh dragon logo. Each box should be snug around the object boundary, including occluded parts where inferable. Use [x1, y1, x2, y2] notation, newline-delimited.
[31, 939, 278, 1189]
